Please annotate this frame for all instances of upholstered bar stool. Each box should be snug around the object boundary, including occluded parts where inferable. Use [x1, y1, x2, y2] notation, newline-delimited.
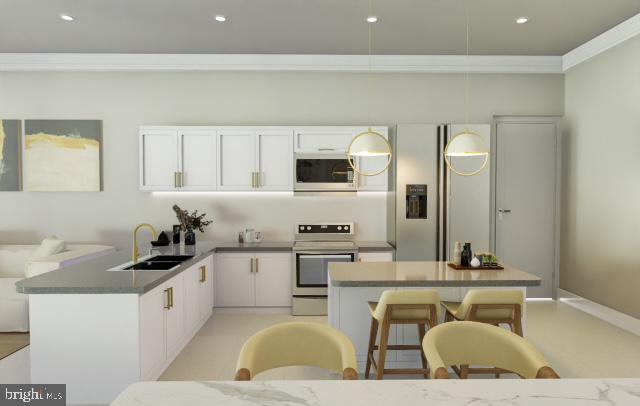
[441, 289, 525, 378]
[422, 321, 560, 380]
[441, 289, 524, 336]
[365, 289, 441, 379]
[235, 322, 358, 381]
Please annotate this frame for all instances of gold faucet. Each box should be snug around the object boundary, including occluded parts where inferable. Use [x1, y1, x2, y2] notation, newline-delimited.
[133, 223, 157, 264]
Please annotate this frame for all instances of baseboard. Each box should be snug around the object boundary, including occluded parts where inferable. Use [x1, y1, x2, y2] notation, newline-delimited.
[213, 307, 292, 315]
[558, 289, 640, 337]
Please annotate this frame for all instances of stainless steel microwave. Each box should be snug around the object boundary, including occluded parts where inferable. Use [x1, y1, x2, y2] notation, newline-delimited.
[293, 153, 357, 192]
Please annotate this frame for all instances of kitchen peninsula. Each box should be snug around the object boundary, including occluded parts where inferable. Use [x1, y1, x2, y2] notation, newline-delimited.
[328, 261, 541, 370]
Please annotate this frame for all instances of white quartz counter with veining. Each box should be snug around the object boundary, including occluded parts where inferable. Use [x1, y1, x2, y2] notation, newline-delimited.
[110, 379, 640, 406]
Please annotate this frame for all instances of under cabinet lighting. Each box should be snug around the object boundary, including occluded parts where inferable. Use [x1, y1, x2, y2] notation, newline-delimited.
[60, 14, 75, 21]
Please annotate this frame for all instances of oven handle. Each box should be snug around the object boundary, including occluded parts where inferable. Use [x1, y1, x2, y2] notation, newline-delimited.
[296, 253, 356, 258]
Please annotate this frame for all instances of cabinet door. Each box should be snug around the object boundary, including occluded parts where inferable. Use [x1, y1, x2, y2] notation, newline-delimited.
[214, 253, 255, 307]
[140, 130, 178, 190]
[358, 251, 394, 262]
[294, 128, 356, 153]
[165, 272, 186, 358]
[256, 130, 293, 190]
[217, 130, 256, 190]
[184, 265, 201, 335]
[254, 253, 292, 307]
[357, 155, 389, 191]
[180, 130, 217, 190]
[139, 283, 167, 379]
[198, 256, 214, 320]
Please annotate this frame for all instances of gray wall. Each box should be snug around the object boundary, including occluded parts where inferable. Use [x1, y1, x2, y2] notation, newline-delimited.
[0, 71, 563, 248]
[562, 35, 640, 318]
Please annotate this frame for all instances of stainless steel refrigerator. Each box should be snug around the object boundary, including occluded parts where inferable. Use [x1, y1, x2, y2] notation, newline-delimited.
[387, 124, 491, 261]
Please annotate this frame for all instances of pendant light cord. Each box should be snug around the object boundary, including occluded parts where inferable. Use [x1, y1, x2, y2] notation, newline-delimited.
[368, 0, 374, 130]
[464, 3, 470, 132]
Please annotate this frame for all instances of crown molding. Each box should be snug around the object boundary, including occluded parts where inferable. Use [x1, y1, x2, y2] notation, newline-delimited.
[0, 53, 562, 74]
[563, 13, 640, 71]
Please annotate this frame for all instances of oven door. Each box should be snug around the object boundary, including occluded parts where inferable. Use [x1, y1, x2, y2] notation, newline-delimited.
[294, 154, 357, 191]
[293, 252, 355, 295]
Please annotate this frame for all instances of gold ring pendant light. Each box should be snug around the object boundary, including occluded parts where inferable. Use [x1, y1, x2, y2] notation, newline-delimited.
[444, 4, 489, 177]
[347, 0, 392, 177]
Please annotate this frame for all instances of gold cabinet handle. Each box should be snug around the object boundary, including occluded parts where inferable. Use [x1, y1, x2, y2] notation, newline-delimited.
[174, 172, 180, 188]
[255, 257, 259, 273]
[199, 265, 206, 283]
[250, 257, 255, 273]
[179, 172, 184, 188]
[164, 288, 172, 309]
[255, 172, 260, 188]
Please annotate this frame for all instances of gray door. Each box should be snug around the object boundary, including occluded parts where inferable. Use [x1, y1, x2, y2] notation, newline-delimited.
[495, 119, 559, 298]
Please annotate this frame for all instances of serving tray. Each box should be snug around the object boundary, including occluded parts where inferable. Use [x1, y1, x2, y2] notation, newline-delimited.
[447, 262, 504, 270]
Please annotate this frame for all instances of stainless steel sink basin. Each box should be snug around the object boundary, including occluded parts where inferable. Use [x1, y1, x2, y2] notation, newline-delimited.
[146, 255, 194, 262]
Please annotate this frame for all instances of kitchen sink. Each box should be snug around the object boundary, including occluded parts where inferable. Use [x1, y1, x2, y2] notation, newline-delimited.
[108, 255, 194, 271]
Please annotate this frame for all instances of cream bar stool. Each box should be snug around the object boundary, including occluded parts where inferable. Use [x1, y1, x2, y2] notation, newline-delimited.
[441, 289, 524, 336]
[235, 322, 358, 380]
[422, 321, 560, 379]
[365, 289, 441, 379]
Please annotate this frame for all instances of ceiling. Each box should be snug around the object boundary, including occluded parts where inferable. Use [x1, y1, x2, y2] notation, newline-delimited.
[0, 0, 638, 55]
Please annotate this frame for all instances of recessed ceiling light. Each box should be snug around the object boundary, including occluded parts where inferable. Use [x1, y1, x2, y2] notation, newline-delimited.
[214, 15, 227, 22]
[516, 17, 529, 24]
[60, 14, 75, 21]
[366, 16, 378, 23]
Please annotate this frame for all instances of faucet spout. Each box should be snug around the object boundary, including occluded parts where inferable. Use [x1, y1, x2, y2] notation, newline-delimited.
[133, 223, 158, 264]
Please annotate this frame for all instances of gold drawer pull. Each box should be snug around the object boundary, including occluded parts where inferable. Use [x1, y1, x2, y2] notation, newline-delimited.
[199, 266, 207, 282]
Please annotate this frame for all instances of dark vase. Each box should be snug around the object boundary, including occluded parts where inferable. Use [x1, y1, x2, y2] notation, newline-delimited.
[184, 230, 196, 245]
[172, 225, 181, 244]
[461, 243, 472, 267]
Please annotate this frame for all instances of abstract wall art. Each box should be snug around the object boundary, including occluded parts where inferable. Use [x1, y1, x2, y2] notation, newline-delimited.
[24, 120, 102, 191]
[0, 119, 22, 191]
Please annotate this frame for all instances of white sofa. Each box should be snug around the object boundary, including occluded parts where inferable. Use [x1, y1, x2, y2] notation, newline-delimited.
[0, 244, 115, 332]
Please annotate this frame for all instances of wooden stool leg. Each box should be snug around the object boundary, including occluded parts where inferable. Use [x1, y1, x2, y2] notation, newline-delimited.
[513, 319, 523, 337]
[365, 317, 378, 379]
[376, 317, 391, 380]
[417, 323, 428, 379]
[460, 365, 469, 379]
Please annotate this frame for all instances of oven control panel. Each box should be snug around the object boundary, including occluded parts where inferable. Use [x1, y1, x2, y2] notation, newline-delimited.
[295, 223, 354, 235]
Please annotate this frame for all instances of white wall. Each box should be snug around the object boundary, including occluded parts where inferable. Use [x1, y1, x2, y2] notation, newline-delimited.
[0, 71, 563, 248]
[562, 35, 640, 318]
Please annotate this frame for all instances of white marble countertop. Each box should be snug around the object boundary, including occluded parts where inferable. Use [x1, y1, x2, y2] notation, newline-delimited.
[110, 379, 640, 406]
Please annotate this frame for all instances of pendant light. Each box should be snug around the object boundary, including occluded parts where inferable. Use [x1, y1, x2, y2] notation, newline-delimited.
[444, 5, 489, 177]
[347, 0, 392, 176]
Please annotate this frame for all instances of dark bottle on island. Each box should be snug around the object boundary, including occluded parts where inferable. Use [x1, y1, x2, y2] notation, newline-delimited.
[172, 225, 181, 244]
[461, 243, 472, 267]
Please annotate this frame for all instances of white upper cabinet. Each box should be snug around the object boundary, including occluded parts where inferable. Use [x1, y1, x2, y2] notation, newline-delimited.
[140, 126, 387, 191]
[140, 130, 179, 190]
[180, 130, 217, 190]
[357, 155, 389, 191]
[217, 130, 256, 190]
[140, 127, 216, 191]
[256, 130, 293, 190]
[294, 127, 356, 153]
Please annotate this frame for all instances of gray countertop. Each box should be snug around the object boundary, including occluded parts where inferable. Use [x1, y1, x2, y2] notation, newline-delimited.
[15, 240, 394, 295]
[329, 261, 541, 287]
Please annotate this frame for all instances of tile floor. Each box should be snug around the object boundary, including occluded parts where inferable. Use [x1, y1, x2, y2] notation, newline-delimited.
[160, 301, 640, 381]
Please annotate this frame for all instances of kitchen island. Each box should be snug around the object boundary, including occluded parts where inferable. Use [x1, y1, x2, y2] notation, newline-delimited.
[328, 261, 541, 370]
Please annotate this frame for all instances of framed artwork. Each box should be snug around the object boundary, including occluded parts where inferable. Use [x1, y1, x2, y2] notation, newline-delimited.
[23, 120, 102, 191]
[0, 119, 22, 191]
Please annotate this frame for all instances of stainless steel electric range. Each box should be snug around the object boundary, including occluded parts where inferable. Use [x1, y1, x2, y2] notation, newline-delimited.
[292, 222, 358, 315]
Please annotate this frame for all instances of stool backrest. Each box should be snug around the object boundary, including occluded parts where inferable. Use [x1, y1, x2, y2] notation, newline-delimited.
[423, 321, 559, 379]
[235, 322, 358, 380]
[458, 290, 524, 320]
[374, 290, 441, 321]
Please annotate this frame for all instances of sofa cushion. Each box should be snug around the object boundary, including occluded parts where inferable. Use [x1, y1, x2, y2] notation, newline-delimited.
[29, 237, 66, 262]
[0, 247, 34, 278]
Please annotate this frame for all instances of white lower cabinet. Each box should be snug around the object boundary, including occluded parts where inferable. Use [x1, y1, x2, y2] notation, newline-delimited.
[358, 251, 394, 262]
[215, 252, 292, 307]
[139, 256, 214, 380]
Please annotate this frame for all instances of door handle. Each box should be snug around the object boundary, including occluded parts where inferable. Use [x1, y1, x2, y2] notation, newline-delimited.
[164, 287, 173, 309]
[318, 148, 335, 151]
[498, 209, 512, 213]
[255, 257, 259, 273]
[199, 266, 206, 283]
[174, 172, 181, 188]
[250, 257, 255, 273]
